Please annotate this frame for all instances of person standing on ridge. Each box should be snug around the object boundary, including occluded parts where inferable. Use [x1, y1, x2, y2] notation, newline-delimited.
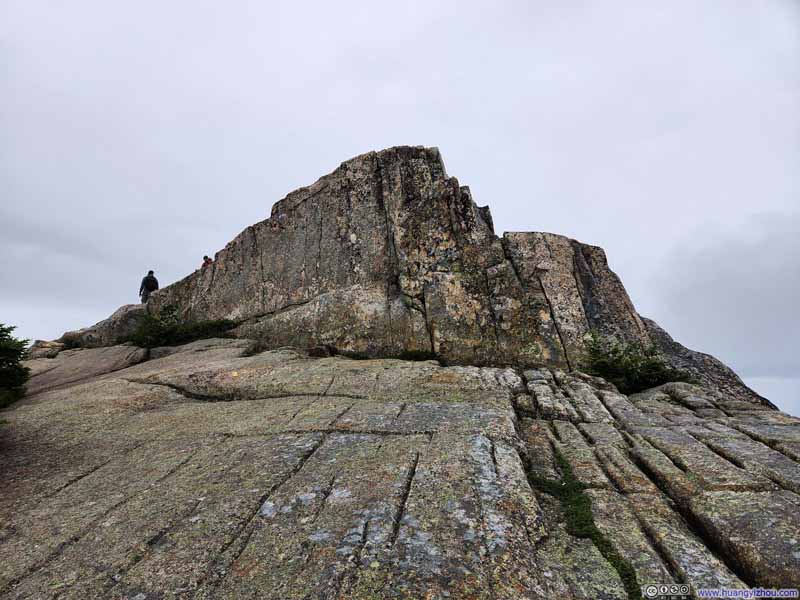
[139, 270, 159, 304]
[202, 255, 213, 268]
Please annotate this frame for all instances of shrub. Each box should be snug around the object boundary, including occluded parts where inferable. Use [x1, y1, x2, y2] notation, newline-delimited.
[0, 324, 31, 409]
[120, 305, 236, 348]
[581, 331, 692, 395]
[334, 347, 441, 363]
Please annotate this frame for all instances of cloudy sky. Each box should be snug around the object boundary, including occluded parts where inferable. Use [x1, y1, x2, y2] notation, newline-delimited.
[2, 1, 798, 414]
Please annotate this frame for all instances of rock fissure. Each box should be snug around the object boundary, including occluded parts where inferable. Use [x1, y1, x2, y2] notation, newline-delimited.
[0, 441, 207, 595]
[206, 433, 327, 591]
[388, 450, 419, 548]
[123, 378, 367, 403]
[623, 443, 755, 586]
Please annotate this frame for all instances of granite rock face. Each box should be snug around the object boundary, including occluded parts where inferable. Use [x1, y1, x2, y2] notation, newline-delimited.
[3, 340, 799, 598]
[6, 146, 793, 597]
[60, 146, 761, 405]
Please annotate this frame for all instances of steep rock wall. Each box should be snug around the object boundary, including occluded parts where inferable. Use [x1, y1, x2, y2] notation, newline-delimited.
[146, 146, 647, 369]
[55, 145, 765, 404]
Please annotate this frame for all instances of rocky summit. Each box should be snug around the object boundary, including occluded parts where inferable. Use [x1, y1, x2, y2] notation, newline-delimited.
[3, 146, 799, 599]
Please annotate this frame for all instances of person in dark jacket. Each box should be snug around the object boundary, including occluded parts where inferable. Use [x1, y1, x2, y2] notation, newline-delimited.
[139, 270, 159, 304]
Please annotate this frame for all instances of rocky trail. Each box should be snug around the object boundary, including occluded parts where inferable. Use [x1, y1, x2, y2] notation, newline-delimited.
[2, 339, 799, 598]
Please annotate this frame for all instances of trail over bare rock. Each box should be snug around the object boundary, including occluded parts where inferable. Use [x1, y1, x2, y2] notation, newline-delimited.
[4, 341, 800, 597]
[6, 147, 795, 598]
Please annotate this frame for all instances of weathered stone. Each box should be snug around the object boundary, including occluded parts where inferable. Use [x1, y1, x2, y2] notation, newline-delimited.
[689, 490, 800, 587]
[629, 492, 747, 589]
[530, 382, 578, 422]
[688, 427, 800, 494]
[551, 421, 611, 489]
[601, 390, 671, 428]
[21, 345, 148, 396]
[520, 418, 559, 480]
[25, 340, 65, 360]
[595, 445, 661, 494]
[632, 427, 773, 496]
[561, 378, 614, 423]
[534, 494, 627, 599]
[587, 489, 674, 585]
[7, 335, 800, 596]
[627, 433, 700, 501]
[58, 304, 147, 349]
[6, 146, 797, 596]
[578, 422, 626, 450]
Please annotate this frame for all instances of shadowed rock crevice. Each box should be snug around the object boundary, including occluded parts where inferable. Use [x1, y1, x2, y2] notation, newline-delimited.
[388, 451, 420, 548]
[622, 437, 758, 586]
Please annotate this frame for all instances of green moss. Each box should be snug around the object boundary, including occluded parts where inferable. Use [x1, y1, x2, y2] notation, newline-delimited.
[527, 447, 641, 600]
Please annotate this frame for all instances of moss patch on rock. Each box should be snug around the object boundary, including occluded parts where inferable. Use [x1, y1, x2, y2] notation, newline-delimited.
[526, 446, 642, 599]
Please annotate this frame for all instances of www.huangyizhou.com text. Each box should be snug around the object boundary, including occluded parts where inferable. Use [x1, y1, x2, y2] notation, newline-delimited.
[697, 590, 799, 599]
[642, 584, 799, 599]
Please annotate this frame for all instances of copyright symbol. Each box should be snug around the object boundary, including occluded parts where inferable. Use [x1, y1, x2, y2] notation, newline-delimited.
[643, 585, 659, 598]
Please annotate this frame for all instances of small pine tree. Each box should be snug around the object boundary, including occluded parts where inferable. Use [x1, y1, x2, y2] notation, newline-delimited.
[582, 331, 692, 395]
[0, 324, 31, 409]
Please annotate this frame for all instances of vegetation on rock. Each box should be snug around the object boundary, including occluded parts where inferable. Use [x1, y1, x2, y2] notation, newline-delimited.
[527, 446, 641, 599]
[119, 305, 236, 348]
[581, 331, 692, 395]
[338, 348, 442, 362]
[0, 323, 30, 409]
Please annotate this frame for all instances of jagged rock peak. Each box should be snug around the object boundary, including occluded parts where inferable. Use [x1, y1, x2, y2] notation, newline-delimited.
[58, 145, 761, 403]
[151, 145, 644, 366]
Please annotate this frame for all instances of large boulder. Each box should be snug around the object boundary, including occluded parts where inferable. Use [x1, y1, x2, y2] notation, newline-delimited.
[57, 304, 146, 349]
[26, 340, 66, 360]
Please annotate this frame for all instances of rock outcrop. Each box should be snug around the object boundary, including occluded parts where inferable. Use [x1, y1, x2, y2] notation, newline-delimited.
[4, 339, 799, 598]
[60, 146, 761, 403]
[57, 304, 147, 349]
[3, 146, 794, 598]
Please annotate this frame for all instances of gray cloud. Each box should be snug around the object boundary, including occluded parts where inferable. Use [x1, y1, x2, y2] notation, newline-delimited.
[648, 213, 800, 379]
[1, 1, 798, 412]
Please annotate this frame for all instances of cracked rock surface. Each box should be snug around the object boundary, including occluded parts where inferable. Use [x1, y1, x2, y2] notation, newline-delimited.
[3, 339, 799, 598]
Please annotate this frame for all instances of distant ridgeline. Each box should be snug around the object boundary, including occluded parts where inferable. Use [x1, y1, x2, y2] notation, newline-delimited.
[53, 146, 767, 406]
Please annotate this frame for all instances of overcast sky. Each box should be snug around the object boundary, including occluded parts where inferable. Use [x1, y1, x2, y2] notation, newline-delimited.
[2, 1, 798, 414]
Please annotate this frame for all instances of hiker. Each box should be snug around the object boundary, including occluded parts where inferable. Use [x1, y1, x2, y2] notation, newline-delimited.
[139, 270, 159, 304]
[202, 255, 213, 268]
